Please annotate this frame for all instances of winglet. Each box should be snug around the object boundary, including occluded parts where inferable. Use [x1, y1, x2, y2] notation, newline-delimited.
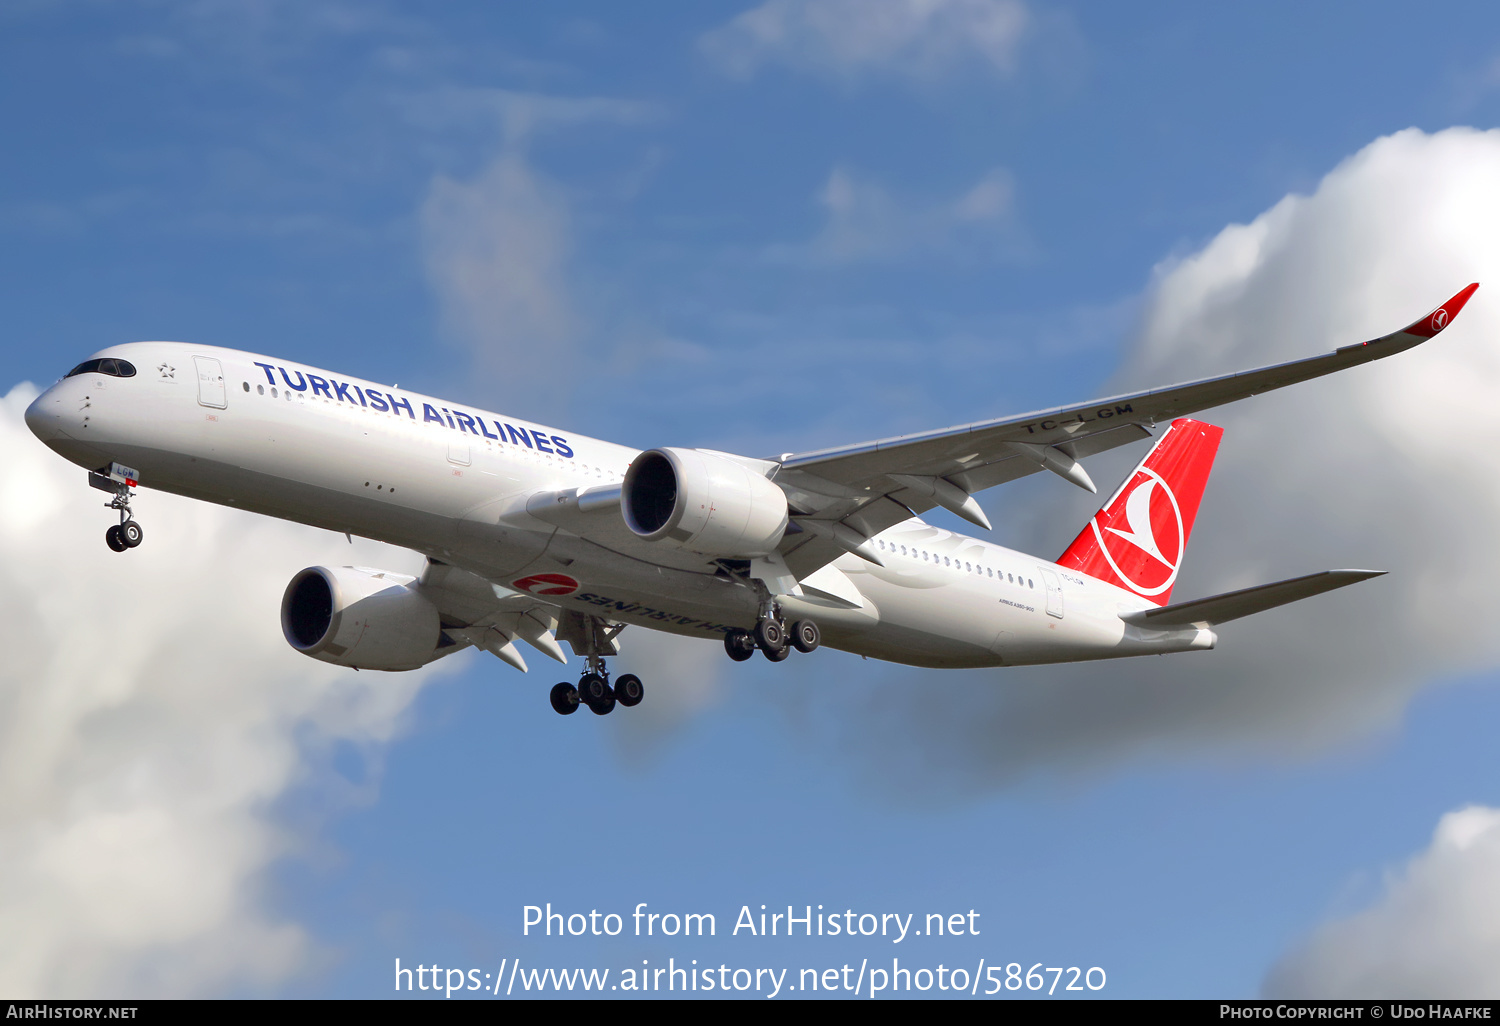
[1399, 282, 1479, 339]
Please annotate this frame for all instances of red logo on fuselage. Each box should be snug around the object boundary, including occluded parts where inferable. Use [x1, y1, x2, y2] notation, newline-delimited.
[512, 573, 579, 597]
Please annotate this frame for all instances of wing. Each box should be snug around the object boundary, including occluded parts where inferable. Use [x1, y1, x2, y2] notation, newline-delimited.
[774, 284, 1479, 578]
[420, 560, 570, 672]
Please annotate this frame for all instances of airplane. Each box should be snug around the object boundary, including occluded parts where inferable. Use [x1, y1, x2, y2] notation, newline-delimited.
[23, 284, 1478, 716]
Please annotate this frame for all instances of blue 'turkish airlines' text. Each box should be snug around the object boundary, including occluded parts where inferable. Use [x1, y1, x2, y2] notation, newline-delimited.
[252, 362, 574, 458]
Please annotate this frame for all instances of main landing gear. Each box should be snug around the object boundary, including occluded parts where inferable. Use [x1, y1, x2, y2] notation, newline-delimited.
[724, 613, 820, 663]
[550, 657, 645, 717]
[549, 613, 644, 718]
[89, 469, 143, 553]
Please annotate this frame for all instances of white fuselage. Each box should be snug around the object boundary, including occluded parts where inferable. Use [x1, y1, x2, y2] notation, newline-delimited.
[25, 342, 1214, 669]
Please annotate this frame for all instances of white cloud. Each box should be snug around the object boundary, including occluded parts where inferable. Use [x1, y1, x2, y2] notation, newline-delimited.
[700, 0, 1030, 81]
[1266, 805, 1500, 998]
[610, 631, 725, 768]
[421, 151, 576, 410]
[416, 91, 653, 418]
[0, 384, 456, 995]
[790, 127, 1500, 797]
[793, 164, 1020, 263]
[399, 88, 658, 148]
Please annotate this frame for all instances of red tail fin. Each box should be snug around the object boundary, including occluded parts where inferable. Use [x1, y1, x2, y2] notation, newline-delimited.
[1057, 418, 1223, 605]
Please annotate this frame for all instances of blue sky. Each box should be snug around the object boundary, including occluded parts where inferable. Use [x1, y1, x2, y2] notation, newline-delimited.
[5, 0, 1500, 999]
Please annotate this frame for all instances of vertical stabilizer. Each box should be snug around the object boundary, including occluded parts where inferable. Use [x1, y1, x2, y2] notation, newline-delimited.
[1057, 418, 1223, 605]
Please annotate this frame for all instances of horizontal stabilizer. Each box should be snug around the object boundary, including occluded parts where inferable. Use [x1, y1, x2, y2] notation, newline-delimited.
[1119, 569, 1384, 628]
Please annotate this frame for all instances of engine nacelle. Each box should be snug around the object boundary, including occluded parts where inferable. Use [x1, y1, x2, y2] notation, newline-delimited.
[622, 447, 789, 557]
[281, 565, 445, 671]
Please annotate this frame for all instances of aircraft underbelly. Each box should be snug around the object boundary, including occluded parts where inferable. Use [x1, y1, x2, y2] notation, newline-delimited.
[833, 561, 1140, 668]
[95, 441, 471, 549]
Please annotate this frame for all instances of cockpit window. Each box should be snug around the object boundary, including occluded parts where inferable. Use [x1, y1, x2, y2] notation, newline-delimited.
[65, 358, 136, 378]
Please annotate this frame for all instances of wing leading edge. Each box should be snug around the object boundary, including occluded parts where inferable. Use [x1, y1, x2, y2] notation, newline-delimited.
[773, 284, 1478, 578]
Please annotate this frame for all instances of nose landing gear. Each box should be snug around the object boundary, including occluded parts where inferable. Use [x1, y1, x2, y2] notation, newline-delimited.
[90, 467, 143, 553]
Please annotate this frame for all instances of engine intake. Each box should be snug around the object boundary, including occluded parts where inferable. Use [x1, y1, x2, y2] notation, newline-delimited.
[281, 565, 446, 671]
[622, 448, 789, 557]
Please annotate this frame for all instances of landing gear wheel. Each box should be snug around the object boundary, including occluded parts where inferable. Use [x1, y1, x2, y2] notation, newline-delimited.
[724, 630, 756, 662]
[588, 693, 616, 715]
[120, 520, 143, 548]
[763, 642, 791, 662]
[105, 525, 127, 552]
[614, 673, 644, 707]
[791, 619, 820, 653]
[578, 673, 611, 706]
[550, 682, 579, 716]
[754, 618, 785, 653]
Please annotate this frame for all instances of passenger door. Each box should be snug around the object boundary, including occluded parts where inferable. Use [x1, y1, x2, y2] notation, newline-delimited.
[194, 356, 227, 409]
[1038, 567, 1064, 619]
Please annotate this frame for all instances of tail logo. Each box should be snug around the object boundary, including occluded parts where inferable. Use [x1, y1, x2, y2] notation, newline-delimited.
[1090, 468, 1185, 597]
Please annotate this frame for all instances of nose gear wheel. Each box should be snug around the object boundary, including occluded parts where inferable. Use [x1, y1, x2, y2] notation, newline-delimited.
[90, 469, 144, 552]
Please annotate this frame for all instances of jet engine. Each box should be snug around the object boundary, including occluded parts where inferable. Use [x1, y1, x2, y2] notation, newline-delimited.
[622, 447, 789, 557]
[281, 565, 447, 671]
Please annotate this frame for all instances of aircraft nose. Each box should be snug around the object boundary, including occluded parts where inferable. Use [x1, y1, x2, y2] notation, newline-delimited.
[24, 388, 64, 442]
